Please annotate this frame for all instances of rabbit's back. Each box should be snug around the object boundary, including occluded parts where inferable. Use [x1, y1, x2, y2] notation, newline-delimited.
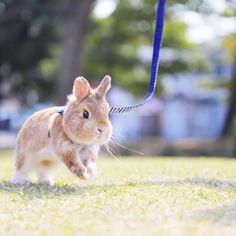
[17, 106, 62, 153]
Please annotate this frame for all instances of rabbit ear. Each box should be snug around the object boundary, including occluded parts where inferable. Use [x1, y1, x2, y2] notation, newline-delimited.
[96, 75, 111, 97]
[73, 77, 91, 101]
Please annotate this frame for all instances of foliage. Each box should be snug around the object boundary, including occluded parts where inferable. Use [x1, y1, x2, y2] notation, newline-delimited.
[0, 150, 236, 235]
[0, 0, 201, 103]
[0, 0, 62, 103]
[223, 34, 236, 61]
[0, 0, 234, 103]
[84, 0, 200, 96]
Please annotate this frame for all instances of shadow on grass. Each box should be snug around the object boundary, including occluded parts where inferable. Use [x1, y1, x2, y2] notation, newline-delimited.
[0, 178, 235, 199]
[83, 178, 236, 193]
[109, 178, 235, 187]
[0, 181, 81, 199]
[73, 178, 236, 196]
[192, 203, 236, 225]
[148, 178, 236, 190]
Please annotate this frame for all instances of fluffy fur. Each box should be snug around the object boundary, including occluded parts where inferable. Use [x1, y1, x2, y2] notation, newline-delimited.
[13, 76, 112, 185]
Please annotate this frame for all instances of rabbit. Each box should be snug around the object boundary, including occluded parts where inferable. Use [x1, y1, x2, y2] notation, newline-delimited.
[12, 75, 112, 185]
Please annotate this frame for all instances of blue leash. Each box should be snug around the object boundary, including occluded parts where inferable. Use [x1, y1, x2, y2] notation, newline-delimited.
[110, 0, 166, 114]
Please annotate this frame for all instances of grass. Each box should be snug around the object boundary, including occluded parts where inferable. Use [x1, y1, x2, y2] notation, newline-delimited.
[0, 150, 236, 236]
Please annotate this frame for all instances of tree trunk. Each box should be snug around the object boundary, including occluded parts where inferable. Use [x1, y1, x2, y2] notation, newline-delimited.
[220, 58, 236, 138]
[56, 0, 94, 104]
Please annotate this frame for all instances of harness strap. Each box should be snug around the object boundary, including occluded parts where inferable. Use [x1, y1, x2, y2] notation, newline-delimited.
[48, 109, 65, 139]
[58, 109, 64, 116]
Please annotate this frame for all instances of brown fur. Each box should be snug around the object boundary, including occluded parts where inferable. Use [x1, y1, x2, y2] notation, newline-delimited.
[40, 160, 54, 167]
[13, 76, 112, 184]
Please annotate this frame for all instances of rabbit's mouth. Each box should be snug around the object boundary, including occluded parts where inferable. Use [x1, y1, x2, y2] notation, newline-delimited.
[69, 131, 111, 145]
[94, 129, 112, 145]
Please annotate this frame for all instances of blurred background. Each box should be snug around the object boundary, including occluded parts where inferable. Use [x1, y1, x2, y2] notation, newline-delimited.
[0, 0, 235, 156]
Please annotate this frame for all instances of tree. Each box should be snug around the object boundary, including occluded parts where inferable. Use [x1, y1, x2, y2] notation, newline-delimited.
[221, 35, 236, 137]
[83, 0, 200, 97]
[0, 0, 204, 104]
[0, 0, 95, 105]
[1, 0, 229, 105]
[0, 0, 63, 104]
[56, 0, 94, 104]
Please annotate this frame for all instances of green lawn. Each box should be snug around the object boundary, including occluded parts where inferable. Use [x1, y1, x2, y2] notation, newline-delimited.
[0, 150, 236, 236]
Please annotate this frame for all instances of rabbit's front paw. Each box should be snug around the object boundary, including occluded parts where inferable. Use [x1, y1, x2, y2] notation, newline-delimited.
[70, 165, 90, 180]
[87, 161, 96, 179]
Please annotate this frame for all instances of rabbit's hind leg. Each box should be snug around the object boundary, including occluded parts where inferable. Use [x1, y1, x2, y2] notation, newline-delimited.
[36, 161, 55, 185]
[12, 153, 29, 185]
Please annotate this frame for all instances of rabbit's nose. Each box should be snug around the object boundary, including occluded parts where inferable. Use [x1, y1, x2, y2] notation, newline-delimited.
[97, 128, 103, 134]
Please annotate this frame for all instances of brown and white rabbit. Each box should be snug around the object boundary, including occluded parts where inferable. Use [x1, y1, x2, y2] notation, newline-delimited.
[12, 75, 112, 185]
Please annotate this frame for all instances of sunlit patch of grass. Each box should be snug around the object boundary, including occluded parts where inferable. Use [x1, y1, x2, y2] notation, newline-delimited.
[0, 150, 236, 236]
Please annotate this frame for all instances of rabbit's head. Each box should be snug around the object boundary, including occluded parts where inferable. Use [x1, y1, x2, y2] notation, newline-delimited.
[62, 75, 112, 145]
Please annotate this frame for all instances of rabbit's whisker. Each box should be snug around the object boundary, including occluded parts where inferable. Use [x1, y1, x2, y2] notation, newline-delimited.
[110, 136, 144, 156]
[103, 143, 121, 162]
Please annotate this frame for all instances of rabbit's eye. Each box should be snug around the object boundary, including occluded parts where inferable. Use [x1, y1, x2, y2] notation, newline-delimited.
[83, 110, 89, 119]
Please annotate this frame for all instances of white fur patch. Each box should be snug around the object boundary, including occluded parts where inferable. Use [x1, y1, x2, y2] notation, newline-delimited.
[19, 147, 61, 174]
[87, 161, 97, 179]
[12, 171, 29, 184]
